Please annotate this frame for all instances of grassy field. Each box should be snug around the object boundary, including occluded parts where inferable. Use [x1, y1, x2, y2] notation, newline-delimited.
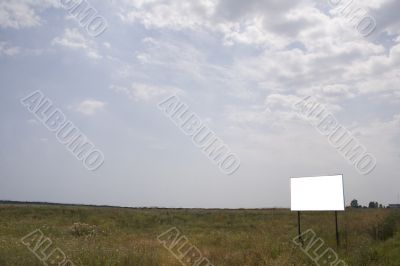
[0, 204, 399, 265]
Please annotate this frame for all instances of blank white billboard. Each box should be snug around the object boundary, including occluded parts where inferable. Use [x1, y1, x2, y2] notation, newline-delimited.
[291, 175, 345, 211]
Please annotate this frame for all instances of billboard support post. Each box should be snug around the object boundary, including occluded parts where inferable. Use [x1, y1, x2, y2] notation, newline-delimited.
[297, 211, 303, 246]
[290, 174, 345, 250]
[335, 211, 339, 248]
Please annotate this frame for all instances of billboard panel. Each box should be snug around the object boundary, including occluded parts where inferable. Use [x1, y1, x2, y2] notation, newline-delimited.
[291, 175, 345, 211]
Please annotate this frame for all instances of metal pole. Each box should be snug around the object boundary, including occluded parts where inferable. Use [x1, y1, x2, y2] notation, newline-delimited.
[298, 211, 303, 246]
[335, 211, 339, 248]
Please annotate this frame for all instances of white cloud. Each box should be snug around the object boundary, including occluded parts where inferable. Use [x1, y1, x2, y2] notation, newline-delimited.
[27, 118, 38, 125]
[117, 0, 217, 30]
[75, 100, 106, 115]
[103, 42, 111, 48]
[113, 0, 400, 103]
[52, 28, 101, 59]
[0, 42, 20, 56]
[0, 41, 47, 57]
[110, 83, 183, 102]
[0, 0, 57, 29]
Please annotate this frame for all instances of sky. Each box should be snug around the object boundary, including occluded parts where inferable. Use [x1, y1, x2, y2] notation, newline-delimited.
[0, 0, 399, 208]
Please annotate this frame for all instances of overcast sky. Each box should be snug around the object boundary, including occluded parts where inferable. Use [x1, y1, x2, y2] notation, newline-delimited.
[0, 0, 399, 208]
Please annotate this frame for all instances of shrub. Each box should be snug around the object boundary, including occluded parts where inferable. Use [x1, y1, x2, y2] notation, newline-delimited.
[368, 212, 399, 241]
[70, 222, 97, 237]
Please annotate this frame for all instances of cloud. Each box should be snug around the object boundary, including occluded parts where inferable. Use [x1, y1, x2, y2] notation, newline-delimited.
[117, 0, 217, 30]
[75, 100, 106, 115]
[27, 118, 38, 125]
[110, 83, 183, 102]
[112, 0, 399, 104]
[0, 41, 46, 57]
[114, 0, 400, 47]
[114, 1, 332, 48]
[0, 0, 56, 29]
[52, 28, 101, 59]
[0, 42, 20, 56]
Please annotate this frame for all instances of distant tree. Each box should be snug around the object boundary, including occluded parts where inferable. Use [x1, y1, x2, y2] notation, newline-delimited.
[351, 199, 359, 208]
[379, 204, 383, 208]
[368, 201, 379, 208]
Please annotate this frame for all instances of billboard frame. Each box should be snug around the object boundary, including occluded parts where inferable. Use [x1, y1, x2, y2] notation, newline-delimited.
[290, 174, 345, 248]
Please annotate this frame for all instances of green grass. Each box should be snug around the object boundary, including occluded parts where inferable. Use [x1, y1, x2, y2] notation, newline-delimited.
[0, 204, 398, 265]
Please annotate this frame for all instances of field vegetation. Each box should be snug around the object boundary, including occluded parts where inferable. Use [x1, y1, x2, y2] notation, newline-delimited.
[0, 204, 399, 265]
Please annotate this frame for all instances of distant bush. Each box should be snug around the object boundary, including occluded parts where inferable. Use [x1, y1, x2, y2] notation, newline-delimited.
[70, 222, 97, 237]
[368, 212, 399, 241]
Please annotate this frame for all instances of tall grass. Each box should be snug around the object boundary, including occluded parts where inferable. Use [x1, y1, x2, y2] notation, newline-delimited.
[0, 204, 398, 265]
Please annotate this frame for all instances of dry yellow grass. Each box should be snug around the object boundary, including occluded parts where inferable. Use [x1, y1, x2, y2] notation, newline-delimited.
[0, 204, 398, 265]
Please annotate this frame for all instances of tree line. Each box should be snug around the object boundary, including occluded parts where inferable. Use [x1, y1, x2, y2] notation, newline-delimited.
[350, 199, 384, 208]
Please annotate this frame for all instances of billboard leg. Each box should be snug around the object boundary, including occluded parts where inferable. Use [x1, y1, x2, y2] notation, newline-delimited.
[335, 211, 340, 248]
[298, 211, 304, 246]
